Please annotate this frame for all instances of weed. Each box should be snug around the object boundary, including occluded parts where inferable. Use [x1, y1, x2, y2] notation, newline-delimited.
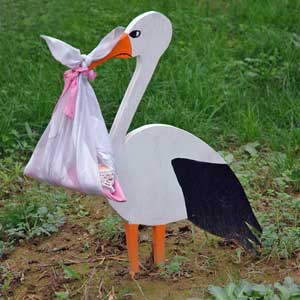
[225, 145, 300, 259]
[58, 262, 81, 281]
[257, 194, 300, 259]
[54, 290, 70, 300]
[0, 239, 14, 258]
[0, 184, 67, 257]
[75, 204, 90, 218]
[260, 223, 300, 259]
[235, 248, 242, 264]
[81, 242, 90, 252]
[0, 156, 26, 199]
[0, 128, 36, 159]
[97, 215, 124, 243]
[201, 255, 217, 269]
[0, 266, 18, 298]
[207, 276, 300, 300]
[161, 255, 189, 278]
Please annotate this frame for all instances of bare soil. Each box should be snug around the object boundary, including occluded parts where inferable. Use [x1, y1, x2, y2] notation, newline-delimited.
[1, 196, 299, 300]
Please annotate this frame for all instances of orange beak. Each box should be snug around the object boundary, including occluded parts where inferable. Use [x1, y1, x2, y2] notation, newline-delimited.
[89, 33, 132, 69]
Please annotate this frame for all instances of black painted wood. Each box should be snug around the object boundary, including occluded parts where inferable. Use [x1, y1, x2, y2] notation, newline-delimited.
[172, 158, 262, 249]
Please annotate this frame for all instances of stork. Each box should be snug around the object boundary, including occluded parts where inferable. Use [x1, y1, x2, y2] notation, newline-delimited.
[88, 11, 262, 277]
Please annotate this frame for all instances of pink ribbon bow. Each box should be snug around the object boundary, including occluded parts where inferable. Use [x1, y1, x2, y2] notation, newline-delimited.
[54, 67, 97, 119]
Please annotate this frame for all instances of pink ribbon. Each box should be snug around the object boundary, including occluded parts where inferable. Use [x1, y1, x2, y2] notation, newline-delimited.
[54, 67, 97, 119]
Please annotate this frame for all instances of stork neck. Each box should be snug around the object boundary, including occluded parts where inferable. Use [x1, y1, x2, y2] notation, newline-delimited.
[110, 55, 158, 149]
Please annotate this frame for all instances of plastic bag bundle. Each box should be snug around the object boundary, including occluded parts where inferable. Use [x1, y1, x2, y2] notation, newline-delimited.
[24, 28, 126, 202]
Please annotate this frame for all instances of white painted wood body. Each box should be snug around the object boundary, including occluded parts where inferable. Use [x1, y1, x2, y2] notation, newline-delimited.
[106, 12, 226, 225]
[109, 124, 225, 225]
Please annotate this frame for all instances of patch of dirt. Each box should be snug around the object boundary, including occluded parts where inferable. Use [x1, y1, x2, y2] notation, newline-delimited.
[1, 196, 300, 300]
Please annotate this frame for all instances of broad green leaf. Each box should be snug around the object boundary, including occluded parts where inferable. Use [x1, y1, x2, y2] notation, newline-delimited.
[55, 291, 69, 299]
[208, 285, 228, 300]
[59, 263, 81, 280]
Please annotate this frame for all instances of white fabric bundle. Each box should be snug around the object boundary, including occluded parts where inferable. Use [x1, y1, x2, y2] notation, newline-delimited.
[24, 28, 126, 201]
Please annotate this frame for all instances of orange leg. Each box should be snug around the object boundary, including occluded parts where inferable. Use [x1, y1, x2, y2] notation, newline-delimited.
[125, 223, 139, 277]
[152, 225, 166, 265]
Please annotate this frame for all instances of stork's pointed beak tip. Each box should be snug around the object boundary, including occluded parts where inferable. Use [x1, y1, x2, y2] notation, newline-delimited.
[89, 33, 132, 69]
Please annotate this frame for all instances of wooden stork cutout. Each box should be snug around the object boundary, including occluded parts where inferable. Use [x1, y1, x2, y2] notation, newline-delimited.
[89, 11, 262, 277]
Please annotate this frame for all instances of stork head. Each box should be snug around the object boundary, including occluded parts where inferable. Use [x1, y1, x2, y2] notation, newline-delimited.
[89, 11, 172, 68]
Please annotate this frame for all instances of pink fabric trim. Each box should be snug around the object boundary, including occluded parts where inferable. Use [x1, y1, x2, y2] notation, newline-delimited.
[53, 67, 96, 119]
[102, 178, 126, 202]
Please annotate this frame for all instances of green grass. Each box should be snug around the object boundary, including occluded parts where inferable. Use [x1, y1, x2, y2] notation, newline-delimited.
[1, 0, 300, 161]
[0, 183, 68, 258]
[225, 144, 300, 259]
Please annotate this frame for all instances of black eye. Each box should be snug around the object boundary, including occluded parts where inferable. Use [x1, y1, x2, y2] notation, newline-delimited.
[129, 30, 141, 38]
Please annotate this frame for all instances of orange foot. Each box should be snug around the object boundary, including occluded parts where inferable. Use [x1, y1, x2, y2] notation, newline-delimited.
[129, 270, 137, 279]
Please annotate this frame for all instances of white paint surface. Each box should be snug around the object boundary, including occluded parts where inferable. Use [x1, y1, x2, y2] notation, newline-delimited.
[106, 12, 226, 225]
[109, 124, 225, 225]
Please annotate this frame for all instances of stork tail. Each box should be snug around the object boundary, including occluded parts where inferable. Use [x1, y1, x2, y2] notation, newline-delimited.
[172, 158, 262, 250]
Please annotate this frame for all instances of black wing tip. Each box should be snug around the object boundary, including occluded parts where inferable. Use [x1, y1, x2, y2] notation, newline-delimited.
[172, 157, 262, 252]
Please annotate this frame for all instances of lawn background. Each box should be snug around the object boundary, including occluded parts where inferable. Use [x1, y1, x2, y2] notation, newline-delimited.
[1, 0, 300, 161]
